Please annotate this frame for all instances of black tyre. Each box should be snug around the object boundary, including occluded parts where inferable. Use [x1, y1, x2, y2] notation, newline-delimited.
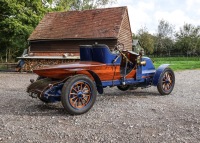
[117, 85, 130, 91]
[157, 68, 175, 95]
[129, 86, 138, 90]
[61, 75, 97, 115]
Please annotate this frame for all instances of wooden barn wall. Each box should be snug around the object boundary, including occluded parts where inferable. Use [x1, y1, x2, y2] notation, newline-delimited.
[118, 10, 132, 51]
[30, 39, 117, 56]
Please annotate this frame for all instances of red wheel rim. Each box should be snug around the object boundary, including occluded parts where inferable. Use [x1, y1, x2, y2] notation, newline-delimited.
[69, 81, 91, 109]
[162, 72, 173, 92]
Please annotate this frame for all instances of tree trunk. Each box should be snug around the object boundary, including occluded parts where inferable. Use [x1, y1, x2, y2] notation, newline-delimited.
[8, 48, 12, 62]
[6, 48, 8, 63]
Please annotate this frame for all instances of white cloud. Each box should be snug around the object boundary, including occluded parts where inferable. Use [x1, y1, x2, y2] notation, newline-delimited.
[137, 1, 155, 11]
[186, 0, 200, 11]
[155, 9, 200, 32]
[127, 5, 154, 33]
[114, 1, 155, 33]
[155, 10, 189, 30]
[109, 0, 200, 34]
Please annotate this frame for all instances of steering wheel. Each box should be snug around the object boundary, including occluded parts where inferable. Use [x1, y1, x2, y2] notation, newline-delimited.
[114, 42, 133, 65]
[113, 42, 126, 53]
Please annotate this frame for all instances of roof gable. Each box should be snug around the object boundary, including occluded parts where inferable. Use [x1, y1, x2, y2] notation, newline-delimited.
[28, 7, 128, 41]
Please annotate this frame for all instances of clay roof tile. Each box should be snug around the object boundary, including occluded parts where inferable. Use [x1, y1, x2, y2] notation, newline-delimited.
[28, 6, 127, 41]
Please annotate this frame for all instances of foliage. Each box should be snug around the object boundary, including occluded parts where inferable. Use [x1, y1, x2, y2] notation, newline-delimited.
[135, 20, 200, 57]
[71, 0, 116, 10]
[175, 23, 200, 56]
[0, 0, 50, 62]
[42, 0, 116, 11]
[136, 27, 155, 55]
[157, 20, 174, 38]
[155, 20, 174, 56]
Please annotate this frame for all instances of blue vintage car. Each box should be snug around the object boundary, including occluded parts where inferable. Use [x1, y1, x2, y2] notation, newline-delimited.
[27, 43, 175, 115]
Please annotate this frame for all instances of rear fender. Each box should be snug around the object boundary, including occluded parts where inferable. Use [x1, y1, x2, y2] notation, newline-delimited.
[152, 64, 170, 86]
[68, 69, 103, 94]
[87, 70, 103, 94]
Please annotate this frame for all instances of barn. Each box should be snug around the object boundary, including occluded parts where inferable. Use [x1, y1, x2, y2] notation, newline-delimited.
[19, 6, 133, 71]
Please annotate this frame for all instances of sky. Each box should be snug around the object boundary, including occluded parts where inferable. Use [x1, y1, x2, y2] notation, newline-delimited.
[108, 0, 200, 34]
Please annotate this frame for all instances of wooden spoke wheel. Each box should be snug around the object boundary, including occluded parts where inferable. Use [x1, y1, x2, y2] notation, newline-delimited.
[69, 81, 91, 109]
[157, 68, 175, 95]
[61, 75, 97, 115]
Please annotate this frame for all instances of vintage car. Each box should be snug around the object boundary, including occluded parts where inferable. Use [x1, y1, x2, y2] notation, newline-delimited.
[27, 43, 175, 115]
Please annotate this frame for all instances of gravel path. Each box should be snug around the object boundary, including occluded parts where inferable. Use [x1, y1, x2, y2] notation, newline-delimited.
[0, 70, 200, 143]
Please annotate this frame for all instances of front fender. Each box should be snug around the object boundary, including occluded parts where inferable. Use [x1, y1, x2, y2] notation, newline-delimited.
[152, 64, 170, 86]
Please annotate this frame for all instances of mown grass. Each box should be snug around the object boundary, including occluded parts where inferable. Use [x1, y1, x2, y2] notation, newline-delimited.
[151, 57, 200, 71]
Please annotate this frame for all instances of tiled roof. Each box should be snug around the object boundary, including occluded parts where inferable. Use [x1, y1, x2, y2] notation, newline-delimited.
[28, 6, 127, 41]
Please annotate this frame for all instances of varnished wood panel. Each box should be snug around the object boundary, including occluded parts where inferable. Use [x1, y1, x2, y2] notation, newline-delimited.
[33, 62, 136, 81]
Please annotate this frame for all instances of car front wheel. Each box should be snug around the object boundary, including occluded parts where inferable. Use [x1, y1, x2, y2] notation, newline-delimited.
[157, 68, 175, 95]
[61, 75, 97, 115]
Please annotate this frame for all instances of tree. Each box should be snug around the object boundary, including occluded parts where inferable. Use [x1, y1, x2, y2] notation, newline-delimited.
[175, 23, 200, 56]
[0, 0, 50, 62]
[47, 0, 116, 11]
[155, 20, 174, 56]
[136, 27, 155, 55]
[157, 20, 174, 38]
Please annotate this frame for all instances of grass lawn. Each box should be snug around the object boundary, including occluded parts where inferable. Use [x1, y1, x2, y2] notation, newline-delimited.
[151, 57, 200, 71]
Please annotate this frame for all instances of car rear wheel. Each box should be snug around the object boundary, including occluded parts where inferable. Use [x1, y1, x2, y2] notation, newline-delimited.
[61, 75, 97, 115]
[157, 68, 175, 95]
